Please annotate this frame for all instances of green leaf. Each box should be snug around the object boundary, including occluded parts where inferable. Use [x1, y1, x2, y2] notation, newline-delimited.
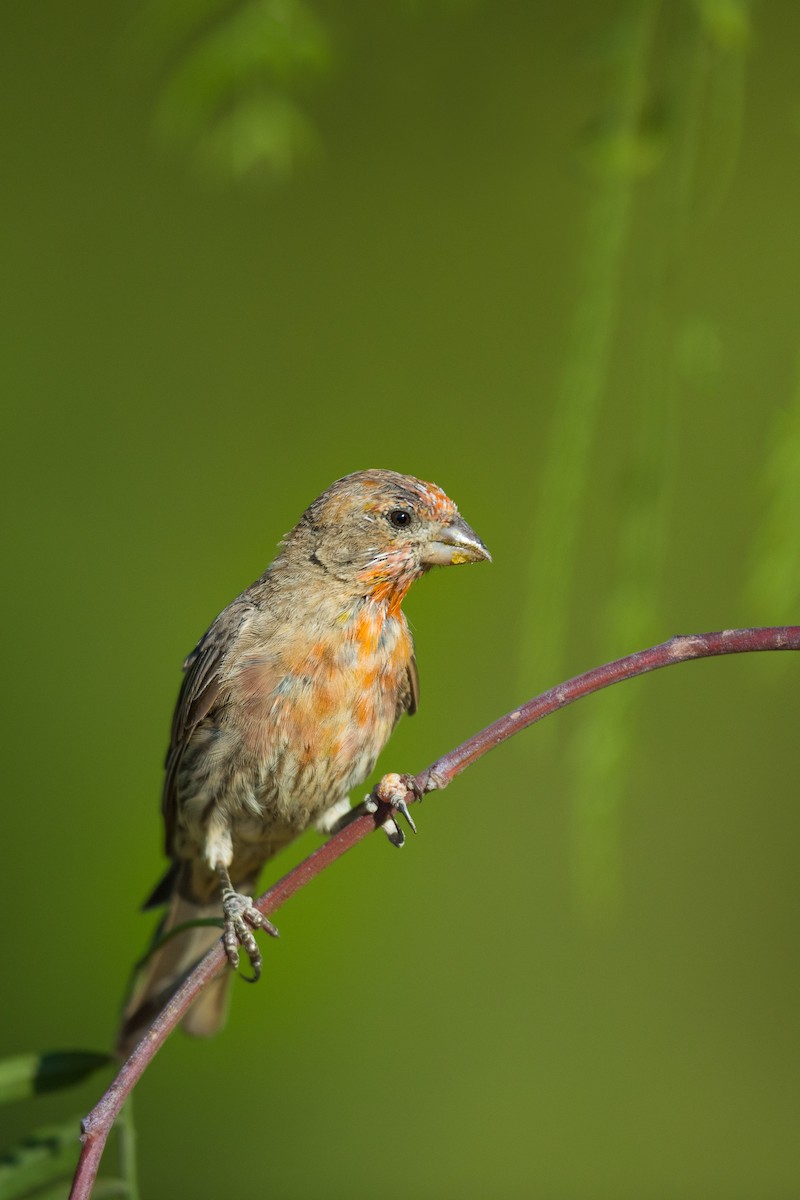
[0, 1053, 111, 1105]
[142, 0, 330, 184]
[0, 1119, 80, 1200]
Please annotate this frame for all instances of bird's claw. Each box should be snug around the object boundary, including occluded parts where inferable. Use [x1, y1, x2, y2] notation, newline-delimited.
[220, 888, 279, 982]
[368, 772, 422, 847]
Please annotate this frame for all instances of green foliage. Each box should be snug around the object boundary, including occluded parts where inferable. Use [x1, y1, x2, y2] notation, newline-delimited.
[694, 0, 751, 49]
[0, 1054, 111, 1106]
[519, 0, 756, 916]
[0, 1062, 95, 1200]
[749, 358, 800, 617]
[136, 0, 330, 182]
[0, 1119, 85, 1200]
[0, 1055, 136, 1199]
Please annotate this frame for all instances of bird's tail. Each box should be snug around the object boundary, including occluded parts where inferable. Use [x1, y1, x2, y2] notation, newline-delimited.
[116, 884, 231, 1060]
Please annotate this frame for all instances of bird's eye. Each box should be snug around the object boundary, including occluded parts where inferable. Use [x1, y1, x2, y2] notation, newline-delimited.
[387, 508, 413, 529]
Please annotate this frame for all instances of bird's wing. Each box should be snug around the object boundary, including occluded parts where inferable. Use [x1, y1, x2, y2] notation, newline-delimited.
[396, 652, 419, 722]
[162, 601, 252, 854]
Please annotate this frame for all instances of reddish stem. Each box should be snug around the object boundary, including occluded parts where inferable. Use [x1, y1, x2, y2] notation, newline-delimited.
[69, 625, 800, 1199]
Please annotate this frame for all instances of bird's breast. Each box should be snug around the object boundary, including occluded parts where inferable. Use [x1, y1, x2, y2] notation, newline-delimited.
[232, 604, 412, 820]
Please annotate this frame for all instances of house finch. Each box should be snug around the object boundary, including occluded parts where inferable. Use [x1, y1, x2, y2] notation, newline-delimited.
[118, 469, 489, 1057]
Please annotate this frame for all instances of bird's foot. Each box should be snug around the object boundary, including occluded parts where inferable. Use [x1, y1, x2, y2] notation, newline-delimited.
[220, 888, 279, 982]
[366, 772, 422, 847]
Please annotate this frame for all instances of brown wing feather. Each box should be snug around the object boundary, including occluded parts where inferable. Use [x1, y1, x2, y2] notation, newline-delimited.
[161, 601, 252, 853]
[395, 652, 419, 722]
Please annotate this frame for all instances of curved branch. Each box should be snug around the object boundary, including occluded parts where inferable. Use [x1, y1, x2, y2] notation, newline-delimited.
[69, 625, 800, 1199]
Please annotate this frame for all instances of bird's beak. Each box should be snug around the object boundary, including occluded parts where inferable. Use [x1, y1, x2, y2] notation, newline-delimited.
[421, 515, 492, 567]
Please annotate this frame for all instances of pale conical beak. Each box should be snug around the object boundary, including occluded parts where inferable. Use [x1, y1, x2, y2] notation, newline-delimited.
[421, 515, 491, 567]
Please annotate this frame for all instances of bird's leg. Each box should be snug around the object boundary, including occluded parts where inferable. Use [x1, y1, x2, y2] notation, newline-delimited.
[322, 774, 422, 847]
[317, 795, 357, 836]
[216, 865, 279, 983]
[365, 772, 423, 847]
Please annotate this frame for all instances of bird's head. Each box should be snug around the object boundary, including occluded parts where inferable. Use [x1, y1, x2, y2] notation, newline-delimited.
[287, 469, 490, 609]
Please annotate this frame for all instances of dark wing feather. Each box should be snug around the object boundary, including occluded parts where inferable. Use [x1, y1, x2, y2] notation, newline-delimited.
[161, 601, 252, 854]
[395, 652, 419, 723]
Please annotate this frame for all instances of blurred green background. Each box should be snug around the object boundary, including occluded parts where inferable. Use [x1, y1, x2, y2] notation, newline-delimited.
[3, 0, 800, 1196]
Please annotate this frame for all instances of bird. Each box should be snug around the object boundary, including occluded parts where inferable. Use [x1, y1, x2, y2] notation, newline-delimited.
[117, 469, 490, 1057]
